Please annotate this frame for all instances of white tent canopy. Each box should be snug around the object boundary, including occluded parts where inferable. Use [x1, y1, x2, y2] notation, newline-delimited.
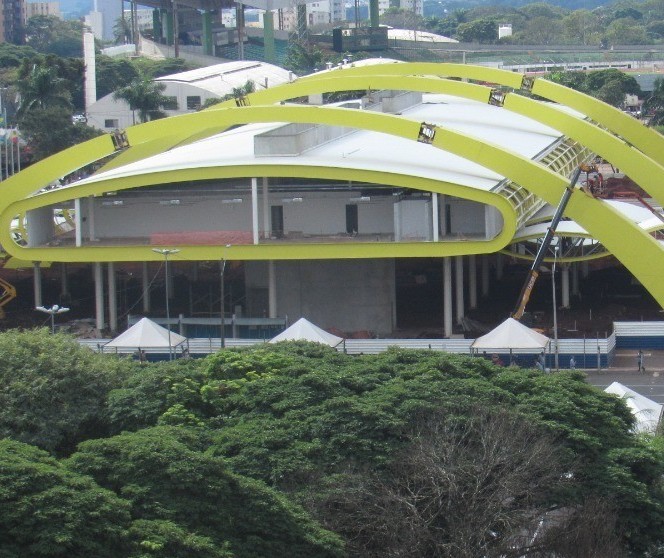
[269, 317, 343, 347]
[605, 382, 663, 434]
[104, 317, 187, 350]
[471, 318, 550, 350]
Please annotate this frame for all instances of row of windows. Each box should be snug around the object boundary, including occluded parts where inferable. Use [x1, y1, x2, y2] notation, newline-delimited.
[104, 96, 203, 128]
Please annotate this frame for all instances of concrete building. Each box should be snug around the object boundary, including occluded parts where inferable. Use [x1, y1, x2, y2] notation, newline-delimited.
[2, 61, 664, 338]
[26, 1, 60, 19]
[0, 0, 25, 44]
[85, 60, 293, 131]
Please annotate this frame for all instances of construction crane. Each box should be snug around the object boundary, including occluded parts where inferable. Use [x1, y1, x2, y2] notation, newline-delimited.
[511, 166, 584, 321]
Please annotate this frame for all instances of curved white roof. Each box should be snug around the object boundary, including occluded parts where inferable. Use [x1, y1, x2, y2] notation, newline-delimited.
[78, 93, 564, 193]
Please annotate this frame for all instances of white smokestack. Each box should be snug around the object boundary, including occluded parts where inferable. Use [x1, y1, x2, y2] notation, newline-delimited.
[83, 32, 97, 112]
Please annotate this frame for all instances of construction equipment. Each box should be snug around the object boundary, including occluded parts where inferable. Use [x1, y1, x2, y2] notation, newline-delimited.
[511, 166, 584, 320]
[0, 277, 16, 319]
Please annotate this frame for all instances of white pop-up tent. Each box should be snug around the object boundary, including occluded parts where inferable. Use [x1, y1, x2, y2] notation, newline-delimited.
[471, 318, 550, 352]
[269, 317, 343, 347]
[103, 317, 188, 354]
[605, 382, 663, 434]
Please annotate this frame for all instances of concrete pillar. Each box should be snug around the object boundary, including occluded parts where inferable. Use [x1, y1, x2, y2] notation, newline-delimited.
[165, 8, 174, 45]
[262, 177, 269, 239]
[142, 261, 150, 313]
[251, 177, 259, 244]
[236, 3, 244, 60]
[496, 253, 504, 280]
[108, 262, 118, 333]
[443, 258, 452, 338]
[432, 193, 439, 242]
[74, 198, 82, 247]
[87, 196, 96, 241]
[263, 10, 275, 63]
[561, 265, 570, 309]
[202, 10, 213, 55]
[482, 254, 490, 297]
[60, 263, 68, 298]
[268, 260, 277, 318]
[33, 262, 42, 308]
[153, 9, 162, 42]
[455, 255, 464, 324]
[571, 262, 579, 296]
[469, 255, 477, 309]
[94, 263, 105, 334]
[581, 260, 589, 278]
[369, 0, 379, 27]
[439, 195, 447, 238]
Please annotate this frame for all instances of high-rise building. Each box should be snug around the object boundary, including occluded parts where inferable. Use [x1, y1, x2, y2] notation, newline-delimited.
[26, 1, 61, 19]
[0, 0, 26, 44]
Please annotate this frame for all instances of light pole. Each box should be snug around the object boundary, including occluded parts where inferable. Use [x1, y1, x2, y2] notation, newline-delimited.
[36, 304, 70, 334]
[220, 244, 231, 349]
[552, 245, 559, 372]
[152, 248, 180, 360]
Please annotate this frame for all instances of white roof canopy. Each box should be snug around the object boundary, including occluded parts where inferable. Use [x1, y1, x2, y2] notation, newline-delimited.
[605, 382, 663, 434]
[471, 318, 550, 350]
[269, 317, 343, 347]
[104, 317, 187, 349]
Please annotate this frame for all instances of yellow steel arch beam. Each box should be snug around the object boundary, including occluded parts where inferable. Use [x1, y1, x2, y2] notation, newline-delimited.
[289, 62, 664, 164]
[2, 165, 517, 262]
[1, 104, 663, 307]
[103, 73, 664, 211]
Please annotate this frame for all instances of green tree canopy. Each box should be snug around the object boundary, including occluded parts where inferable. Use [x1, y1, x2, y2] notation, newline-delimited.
[23, 15, 87, 58]
[0, 329, 128, 455]
[0, 439, 131, 557]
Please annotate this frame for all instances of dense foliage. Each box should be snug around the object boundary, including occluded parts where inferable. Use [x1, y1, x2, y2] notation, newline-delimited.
[1, 330, 663, 556]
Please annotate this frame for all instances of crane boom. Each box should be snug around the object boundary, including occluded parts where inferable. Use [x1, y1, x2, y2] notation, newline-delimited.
[511, 166, 584, 320]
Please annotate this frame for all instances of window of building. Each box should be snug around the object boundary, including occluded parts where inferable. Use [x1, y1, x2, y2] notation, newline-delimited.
[186, 96, 202, 110]
[162, 96, 178, 110]
[104, 119, 119, 129]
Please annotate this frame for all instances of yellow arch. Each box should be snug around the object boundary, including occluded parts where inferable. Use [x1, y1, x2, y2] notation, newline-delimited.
[1, 104, 663, 308]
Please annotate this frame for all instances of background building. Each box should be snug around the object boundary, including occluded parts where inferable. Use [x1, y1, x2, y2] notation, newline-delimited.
[0, 0, 25, 44]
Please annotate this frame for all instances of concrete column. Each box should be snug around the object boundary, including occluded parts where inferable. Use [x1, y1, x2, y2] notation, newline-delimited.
[439, 195, 447, 237]
[251, 177, 259, 244]
[60, 263, 68, 298]
[268, 260, 277, 318]
[33, 262, 42, 308]
[561, 265, 570, 309]
[153, 9, 162, 42]
[262, 177, 269, 239]
[455, 255, 464, 324]
[443, 258, 452, 338]
[469, 255, 477, 309]
[74, 198, 82, 247]
[581, 260, 589, 278]
[236, 3, 244, 60]
[369, 0, 379, 27]
[263, 10, 275, 63]
[202, 10, 213, 55]
[165, 8, 174, 45]
[142, 261, 150, 313]
[571, 262, 579, 296]
[432, 193, 439, 242]
[108, 262, 118, 333]
[87, 196, 96, 241]
[482, 254, 490, 297]
[496, 253, 504, 280]
[94, 263, 105, 334]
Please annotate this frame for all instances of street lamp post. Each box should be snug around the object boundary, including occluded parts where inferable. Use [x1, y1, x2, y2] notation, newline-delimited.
[36, 304, 70, 334]
[552, 246, 560, 372]
[152, 248, 180, 360]
[220, 244, 231, 349]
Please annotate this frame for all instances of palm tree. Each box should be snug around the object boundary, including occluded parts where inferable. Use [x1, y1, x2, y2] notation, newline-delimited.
[16, 64, 72, 118]
[113, 72, 169, 124]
